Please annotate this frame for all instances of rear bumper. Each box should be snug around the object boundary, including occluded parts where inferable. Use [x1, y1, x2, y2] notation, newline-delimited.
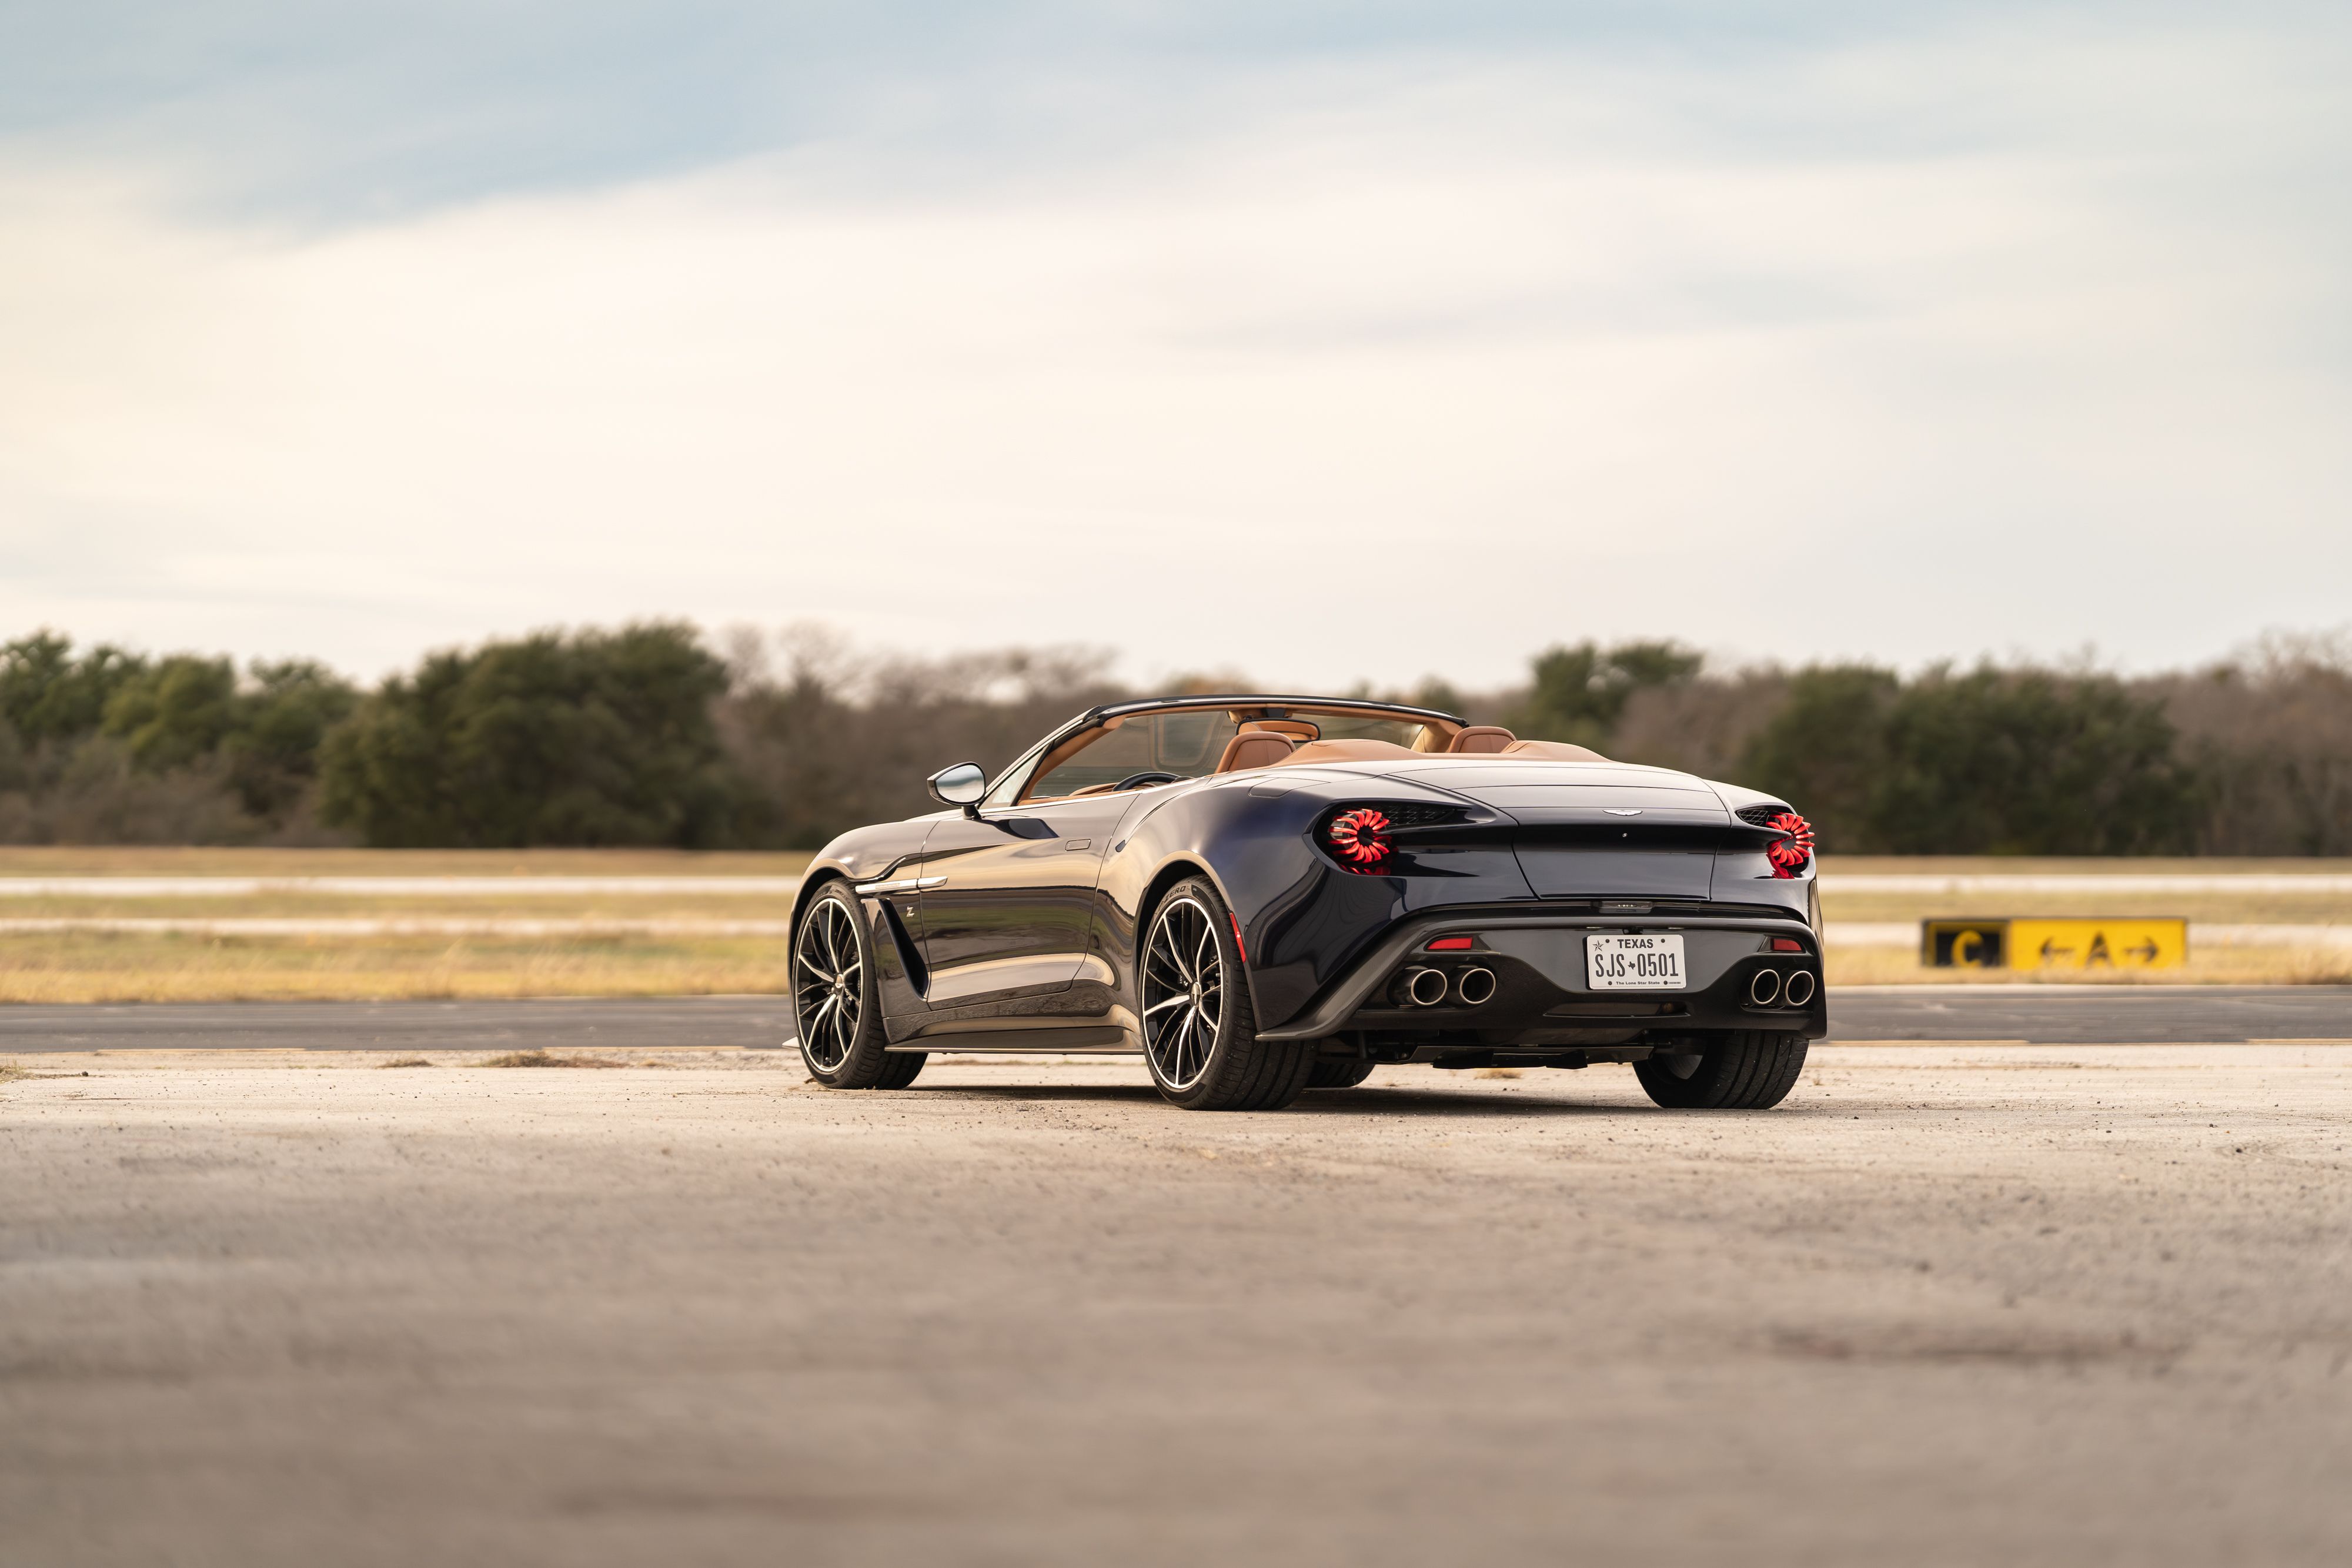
[1254, 909, 1827, 1044]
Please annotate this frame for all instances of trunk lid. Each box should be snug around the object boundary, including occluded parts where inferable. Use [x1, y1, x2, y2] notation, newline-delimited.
[1375, 760, 1727, 900]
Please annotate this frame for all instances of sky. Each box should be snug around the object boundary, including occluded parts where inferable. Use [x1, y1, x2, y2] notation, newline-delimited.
[2, 1, 2347, 691]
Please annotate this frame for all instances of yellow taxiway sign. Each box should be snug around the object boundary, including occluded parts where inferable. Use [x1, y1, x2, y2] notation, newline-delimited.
[1922, 917, 2186, 969]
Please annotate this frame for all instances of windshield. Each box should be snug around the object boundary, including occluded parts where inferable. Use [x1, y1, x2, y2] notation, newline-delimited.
[1033, 710, 1241, 797]
[1025, 707, 1442, 801]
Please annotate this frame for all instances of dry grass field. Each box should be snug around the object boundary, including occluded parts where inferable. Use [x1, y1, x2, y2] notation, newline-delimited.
[1824, 944, 2352, 987]
[0, 846, 813, 877]
[0, 930, 800, 1004]
[0, 848, 2343, 1001]
[1819, 855, 2352, 987]
[0, 847, 811, 1002]
[1820, 855, 2352, 925]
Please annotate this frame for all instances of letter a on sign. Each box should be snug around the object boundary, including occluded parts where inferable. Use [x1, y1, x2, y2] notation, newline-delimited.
[2009, 919, 2186, 970]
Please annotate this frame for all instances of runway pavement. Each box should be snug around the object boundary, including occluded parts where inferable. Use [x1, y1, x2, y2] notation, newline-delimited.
[1825, 984, 2352, 1042]
[1, 986, 2347, 1054]
[5, 1045, 2348, 1566]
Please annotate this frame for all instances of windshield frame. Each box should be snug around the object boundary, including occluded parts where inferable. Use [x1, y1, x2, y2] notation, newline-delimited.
[1008, 699, 1463, 805]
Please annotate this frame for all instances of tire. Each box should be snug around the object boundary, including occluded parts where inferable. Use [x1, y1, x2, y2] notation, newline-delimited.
[1307, 1060, 1377, 1089]
[1634, 1030, 1806, 1109]
[1140, 877, 1316, 1111]
[793, 882, 924, 1090]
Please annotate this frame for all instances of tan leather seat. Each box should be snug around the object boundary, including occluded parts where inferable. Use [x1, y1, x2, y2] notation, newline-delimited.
[1447, 726, 1515, 754]
[1214, 730, 1297, 773]
[1499, 739, 1609, 761]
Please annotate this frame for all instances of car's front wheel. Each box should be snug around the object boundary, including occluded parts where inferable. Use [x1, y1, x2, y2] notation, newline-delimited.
[1140, 878, 1315, 1111]
[1633, 1031, 1805, 1109]
[793, 883, 924, 1089]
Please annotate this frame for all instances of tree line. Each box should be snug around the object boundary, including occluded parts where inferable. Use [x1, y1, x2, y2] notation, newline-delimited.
[2, 624, 2346, 854]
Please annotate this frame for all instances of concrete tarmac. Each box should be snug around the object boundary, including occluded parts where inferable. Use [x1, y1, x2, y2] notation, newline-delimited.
[2, 985, 2348, 1053]
[3, 1044, 2349, 1566]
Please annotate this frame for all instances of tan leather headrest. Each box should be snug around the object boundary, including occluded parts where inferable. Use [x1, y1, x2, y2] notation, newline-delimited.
[1448, 726, 1515, 754]
[1215, 731, 1296, 773]
[1499, 739, 1609, 761]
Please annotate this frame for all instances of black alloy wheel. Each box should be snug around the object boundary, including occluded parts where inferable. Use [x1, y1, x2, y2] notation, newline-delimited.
[1633, 1030, 1806, 1109]
[793, 884, 924, 1089]
[1140, 877, 1315, 1111]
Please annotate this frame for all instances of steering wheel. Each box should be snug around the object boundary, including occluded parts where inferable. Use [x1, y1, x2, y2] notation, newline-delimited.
[1114, 771, 1182, 791]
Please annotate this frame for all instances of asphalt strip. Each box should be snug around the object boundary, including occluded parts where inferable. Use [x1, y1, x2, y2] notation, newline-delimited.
[2, 987, 2350, 1052]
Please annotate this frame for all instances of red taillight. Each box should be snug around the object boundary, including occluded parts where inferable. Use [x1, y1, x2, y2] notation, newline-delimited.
[1326, 808, 1393, 871]
[1426, 935, 1475, 951]
[1765, 811, 1815, 878]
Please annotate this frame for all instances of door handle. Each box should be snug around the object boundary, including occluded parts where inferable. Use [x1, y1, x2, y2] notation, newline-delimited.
[1064, 839, 1092, 851]
[853, 874, 946, 894]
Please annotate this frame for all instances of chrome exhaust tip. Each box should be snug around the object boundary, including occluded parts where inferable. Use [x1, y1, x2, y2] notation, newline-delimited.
[1748, 968, 1783, 1007]
[1402, 967, 1449, 1007]
[1783, 969, 1816, 1007]
[1455, 966, 1498, 1006]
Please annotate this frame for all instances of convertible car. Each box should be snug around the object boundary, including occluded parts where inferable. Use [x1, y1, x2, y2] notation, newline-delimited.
[790, 695, 1823, 1111]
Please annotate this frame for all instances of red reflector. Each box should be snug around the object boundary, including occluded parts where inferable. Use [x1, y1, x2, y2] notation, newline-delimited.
[1230, 912, 1248, 962]
[1426, 936, 1475, 951]
[1770, 937, 1805, 952]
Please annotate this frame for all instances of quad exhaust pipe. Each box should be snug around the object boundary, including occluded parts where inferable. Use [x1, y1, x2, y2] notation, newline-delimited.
[1397, 958, 1810, 1011]
[1396, 965, 1499, 1008]
[1400, 967, 1450, 1007]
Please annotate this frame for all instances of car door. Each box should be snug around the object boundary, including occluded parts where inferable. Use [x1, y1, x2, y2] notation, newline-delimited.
[913, 793, 1135, 1008]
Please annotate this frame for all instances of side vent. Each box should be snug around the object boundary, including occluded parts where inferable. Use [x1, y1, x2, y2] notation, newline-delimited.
[1376, 803, 1473, 830]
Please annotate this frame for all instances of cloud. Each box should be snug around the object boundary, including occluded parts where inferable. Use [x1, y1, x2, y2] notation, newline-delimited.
[0, 9, 2347, 686]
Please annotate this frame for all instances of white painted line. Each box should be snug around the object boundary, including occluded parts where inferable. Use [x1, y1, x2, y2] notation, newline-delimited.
[1, 915, 2339, 946]
[2195, 924, 2352, 948]
[0, 877, 806, 897]
[1828, 923, 1921, 947]
[0, 918, 796, 936]
[0, 871, 2338, 897]
[1829, 982, 2328, 993]
[1828, 922, 2352, 950]
[1822, 874, 2352, 894]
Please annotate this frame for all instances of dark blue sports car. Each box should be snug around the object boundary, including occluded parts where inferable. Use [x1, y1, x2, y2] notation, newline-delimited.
[791, 694, 1822, 1111]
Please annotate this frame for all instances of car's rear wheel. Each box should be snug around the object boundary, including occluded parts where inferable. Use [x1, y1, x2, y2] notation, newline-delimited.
[1634, 1031, 1805, 1109]
[793, 883, 924, 1089]
[1306, 1060, 1377, 1089]
[1140, 878, 1315, 1111]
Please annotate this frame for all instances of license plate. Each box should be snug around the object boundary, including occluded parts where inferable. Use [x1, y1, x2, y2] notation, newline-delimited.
[1586, 933, 1687, 990]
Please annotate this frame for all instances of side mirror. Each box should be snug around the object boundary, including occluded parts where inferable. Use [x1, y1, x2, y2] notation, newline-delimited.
[926, 761, 988, 815]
